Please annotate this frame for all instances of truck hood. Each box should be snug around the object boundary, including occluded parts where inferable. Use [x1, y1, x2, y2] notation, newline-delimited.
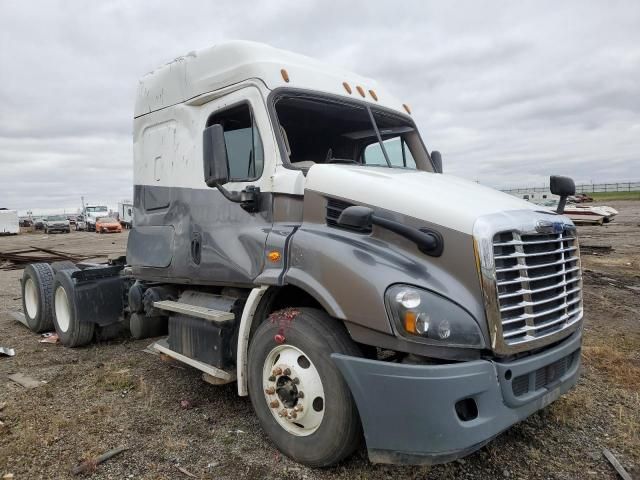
[305, 165, 546, 235]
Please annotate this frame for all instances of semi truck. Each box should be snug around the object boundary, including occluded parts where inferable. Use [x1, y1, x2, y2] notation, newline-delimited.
[83, 204, 109, 231]
[19, 41, 583, 467]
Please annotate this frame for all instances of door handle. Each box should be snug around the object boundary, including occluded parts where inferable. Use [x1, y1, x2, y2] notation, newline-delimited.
[190, 232, 201, 265]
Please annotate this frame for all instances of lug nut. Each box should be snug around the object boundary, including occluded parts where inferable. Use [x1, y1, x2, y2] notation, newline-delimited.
[283, 368, 291, 376]
[297, 391, 304, 399]
[265, 387, 275, 395]
[269, 400, 280, 408]
[268, 375, 276, 382]
[292, 377, 300, 384]
[294, 405, 303, 412]
[273, 367, 282, 376]
[287, 411, 297, 419]
[278, 410, 286, 417]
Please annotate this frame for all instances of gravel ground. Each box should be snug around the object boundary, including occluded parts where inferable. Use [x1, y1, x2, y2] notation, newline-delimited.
[0, 202, 638, 480]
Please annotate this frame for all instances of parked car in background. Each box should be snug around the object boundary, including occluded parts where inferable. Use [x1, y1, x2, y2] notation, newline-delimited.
[33, 217, 46, 230]
[75, 215, 87, 231]
[95, 217, 122, 233]
[43, 215, 71, 234]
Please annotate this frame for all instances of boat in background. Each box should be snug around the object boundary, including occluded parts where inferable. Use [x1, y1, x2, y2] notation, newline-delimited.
[534, 200, 618, 225]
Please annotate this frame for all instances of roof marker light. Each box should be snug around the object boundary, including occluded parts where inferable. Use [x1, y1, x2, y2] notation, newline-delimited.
[342, 82, 352, 94]
[369, 89, 378, 101]
[403, 103, 412, 114]
[280, 69, 290, 83]
[356, 86, 366, 98]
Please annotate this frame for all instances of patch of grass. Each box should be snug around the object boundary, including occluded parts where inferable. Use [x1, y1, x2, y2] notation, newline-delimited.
[549, 388, 594, 426]
[589, 191, 640, 201]
[582, 344, 640, 390]
[96, 368, 136, 392]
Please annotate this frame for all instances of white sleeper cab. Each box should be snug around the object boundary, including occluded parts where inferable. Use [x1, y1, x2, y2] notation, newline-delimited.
[20, 41, 583, 467]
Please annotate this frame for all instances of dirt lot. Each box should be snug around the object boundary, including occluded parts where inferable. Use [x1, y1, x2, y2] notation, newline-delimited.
[1, 202, 639, 480]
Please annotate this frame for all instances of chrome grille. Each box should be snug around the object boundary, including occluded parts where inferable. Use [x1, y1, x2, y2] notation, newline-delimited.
[492, 229, 583, 348]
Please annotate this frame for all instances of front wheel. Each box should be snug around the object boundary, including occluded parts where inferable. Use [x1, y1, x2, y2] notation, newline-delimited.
[248, 308, 362, 467]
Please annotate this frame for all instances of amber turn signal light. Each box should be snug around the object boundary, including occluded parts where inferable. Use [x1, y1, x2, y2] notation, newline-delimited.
[267, 251, 281, 262]
[404, 311, 417, 334]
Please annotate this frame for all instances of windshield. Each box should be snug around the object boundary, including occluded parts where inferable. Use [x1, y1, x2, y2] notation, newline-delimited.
[47, 215, 66, 221]
[274, 94, 431, 171]
[86, 206, 108, 212]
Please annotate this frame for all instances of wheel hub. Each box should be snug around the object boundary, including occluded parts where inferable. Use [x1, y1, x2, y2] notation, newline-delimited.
[262, 345, 325, 436]
[275, 376, 299, 408]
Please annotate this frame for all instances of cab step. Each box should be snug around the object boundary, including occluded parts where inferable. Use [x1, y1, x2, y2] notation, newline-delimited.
[153, 300, 235, 323]
[151, 338, 236, 384]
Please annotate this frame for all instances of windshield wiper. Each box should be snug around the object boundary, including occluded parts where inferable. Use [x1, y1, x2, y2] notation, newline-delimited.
[366, 106, 392, 168]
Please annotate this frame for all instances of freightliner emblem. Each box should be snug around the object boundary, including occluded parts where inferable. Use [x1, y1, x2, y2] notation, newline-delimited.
[535, 220, 567, 234]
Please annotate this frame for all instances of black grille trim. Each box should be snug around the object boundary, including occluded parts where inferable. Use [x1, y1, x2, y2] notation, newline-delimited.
[325, 198, 372, 233]
[511, 350, 579, 397]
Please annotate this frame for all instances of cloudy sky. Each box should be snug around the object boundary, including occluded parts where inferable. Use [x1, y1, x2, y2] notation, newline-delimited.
[1, 1, 639, 214]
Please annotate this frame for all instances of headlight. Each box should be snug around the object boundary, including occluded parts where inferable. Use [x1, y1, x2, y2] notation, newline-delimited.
[385, 285, 485, 348]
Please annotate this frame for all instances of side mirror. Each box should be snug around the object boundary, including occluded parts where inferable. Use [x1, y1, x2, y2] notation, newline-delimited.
[203, 124, 229, 187]
[550, 175, 575, 197]
[431, 151, 443, 173]
[550, 175, 576, 214]
[337, 206, 374, 230]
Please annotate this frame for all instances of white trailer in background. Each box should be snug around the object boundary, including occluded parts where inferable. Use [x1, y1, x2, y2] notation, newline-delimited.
[117, 201, 134, 229]
[0, 209, 19, 235]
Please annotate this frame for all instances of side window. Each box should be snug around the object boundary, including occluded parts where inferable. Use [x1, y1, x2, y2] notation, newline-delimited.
[363, 137, 417, 169]
[207, 104, 264, 181]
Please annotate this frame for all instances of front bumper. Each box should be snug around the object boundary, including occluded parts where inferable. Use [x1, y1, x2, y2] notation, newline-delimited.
[332, 330, 581, 465]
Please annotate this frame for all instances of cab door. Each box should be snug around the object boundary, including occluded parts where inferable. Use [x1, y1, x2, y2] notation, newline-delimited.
[187, 86, 275, 286]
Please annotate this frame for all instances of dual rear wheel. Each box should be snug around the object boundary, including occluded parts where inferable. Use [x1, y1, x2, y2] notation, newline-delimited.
[21, 262, 94, 346]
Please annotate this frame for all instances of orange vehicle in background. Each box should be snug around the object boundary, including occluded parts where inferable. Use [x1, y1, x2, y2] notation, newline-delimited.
[95, 217, 122, 234]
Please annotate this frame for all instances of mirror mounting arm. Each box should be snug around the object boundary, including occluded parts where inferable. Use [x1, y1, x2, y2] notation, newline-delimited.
[556, 196, 568, 215]
[336, 206, 443, 257]
[371, 215, 444, 256]
[214, 182, 261, 213]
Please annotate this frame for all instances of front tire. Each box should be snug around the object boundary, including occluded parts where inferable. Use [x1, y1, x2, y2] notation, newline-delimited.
[248, 308, 362, 467]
